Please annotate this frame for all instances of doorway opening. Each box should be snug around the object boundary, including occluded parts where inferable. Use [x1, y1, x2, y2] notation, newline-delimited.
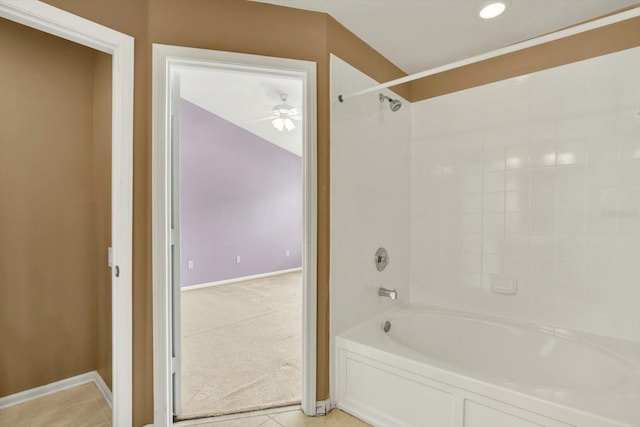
[176, 66, 304, 419]
[153, 45, 317, 427]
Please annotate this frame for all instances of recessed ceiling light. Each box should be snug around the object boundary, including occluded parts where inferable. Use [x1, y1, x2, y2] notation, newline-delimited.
[479, 1, 507, 19]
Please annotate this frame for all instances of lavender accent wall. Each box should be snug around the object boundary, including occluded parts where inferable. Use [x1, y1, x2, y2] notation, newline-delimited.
[180, 99, 302, 287]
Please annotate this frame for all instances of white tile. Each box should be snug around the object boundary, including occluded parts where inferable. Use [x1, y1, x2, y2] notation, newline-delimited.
[462, 253, 482, 273]
[530, 234, 556, 259]
[503, 256, 529, 282]
[461, 173, 483, 193]
[588, 161, 621, 187]
[462, 233, 482, 253]
[586, 209, 618, 238]
[557, 189, 586, 213]
[556, 165, 585, 190]
[483, 254, 504, 275]
[506, 145, 528, 170]
[483, 212, 505, 233]
[586, 136, 620, 162]
[461, 272, 482, 289]
[459, 149, 483, 174]
[618, 186, 640, 211]
[483, 128, 507, 151]
[554, 281, 584, 302]
[620, 134, 640, 160]
[482, 233, 505, 254]
[483, 148, 505, 172]
[530, 169, 556, 190]
[505, 212, 529, 234]
[556, 141, 586, 166]
[556, 117, 587, 142]
[556, 237, 586, 259]
[483, 171, 505, 192]
[462, 193, 482, 213]
[530, 120, 556, 145]
[462, 213, 482, 233]
[554, 257, 585, 284]
[505, 234, 529, 258]
[408, 48, 640, 341]
[531, 190, 556, 213]
[530, 212, 556, 235]
[505, 170, 529, 192]
[530, 142, 557, 168]
[557, 212, 586, 237]
[587, 187, 618, 212]
[620, 159, 640, 184]
[528, 259, 555, 289]
[505, 191, 527, 212]
[483, 192, 505, 213]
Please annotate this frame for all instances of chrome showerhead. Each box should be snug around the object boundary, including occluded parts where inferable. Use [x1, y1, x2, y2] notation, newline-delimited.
[379, 93, 402, 112]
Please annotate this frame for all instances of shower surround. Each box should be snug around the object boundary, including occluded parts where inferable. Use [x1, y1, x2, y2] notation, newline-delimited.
[331, 45, 640, 426]
[410, 46, 640, 342]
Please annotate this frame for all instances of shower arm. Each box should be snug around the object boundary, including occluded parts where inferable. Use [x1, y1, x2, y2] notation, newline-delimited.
[337, 6, 640, 104]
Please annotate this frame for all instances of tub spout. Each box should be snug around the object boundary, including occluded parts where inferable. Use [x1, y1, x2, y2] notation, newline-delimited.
[378, 287, 397, 300]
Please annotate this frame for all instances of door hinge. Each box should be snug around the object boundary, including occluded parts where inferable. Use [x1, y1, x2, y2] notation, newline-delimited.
[170, 229, 176, 246]
[171, 356, 178, 374]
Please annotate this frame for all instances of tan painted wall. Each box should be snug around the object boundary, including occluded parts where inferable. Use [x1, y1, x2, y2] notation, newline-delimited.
[0, 18, 111, 396]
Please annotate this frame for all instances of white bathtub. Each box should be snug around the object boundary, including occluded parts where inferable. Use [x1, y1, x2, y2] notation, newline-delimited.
[335, 307, 640, 427]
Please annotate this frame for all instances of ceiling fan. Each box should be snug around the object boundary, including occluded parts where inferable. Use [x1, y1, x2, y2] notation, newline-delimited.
[249, 93, 301, 132]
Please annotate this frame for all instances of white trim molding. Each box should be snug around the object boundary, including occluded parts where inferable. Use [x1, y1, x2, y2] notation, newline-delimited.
[93, 372, 114, 409]
[181, 267, 303, 291]
[0, 2, 134, 426]
[152, 44, 318, 426]
[0, 372, 112, 411]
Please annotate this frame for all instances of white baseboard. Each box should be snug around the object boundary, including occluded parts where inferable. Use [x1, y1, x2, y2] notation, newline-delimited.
[0, 371, 112, 411]
[181, 267, 302, 291]
[92, 371, 113, 409]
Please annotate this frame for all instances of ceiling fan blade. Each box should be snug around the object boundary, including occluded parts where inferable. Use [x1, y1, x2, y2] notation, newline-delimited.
[245, 116, 278, 123]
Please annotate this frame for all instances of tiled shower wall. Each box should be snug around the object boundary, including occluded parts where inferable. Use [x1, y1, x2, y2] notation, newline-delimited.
[410, 47, 640, 341]
[330, 54, 411, 394]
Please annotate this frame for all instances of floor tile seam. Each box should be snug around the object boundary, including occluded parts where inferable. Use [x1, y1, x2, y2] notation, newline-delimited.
[262, 415, 284, 426]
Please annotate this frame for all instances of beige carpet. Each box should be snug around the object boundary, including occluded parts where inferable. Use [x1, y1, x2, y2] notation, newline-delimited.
[179, 271, 302, 420]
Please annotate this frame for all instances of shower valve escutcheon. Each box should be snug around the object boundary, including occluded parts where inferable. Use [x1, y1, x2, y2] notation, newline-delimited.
[379, 287, 397, 300]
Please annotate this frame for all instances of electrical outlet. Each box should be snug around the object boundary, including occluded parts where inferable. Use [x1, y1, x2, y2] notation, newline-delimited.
[236, 255, 241, 264]
[187, 260, 194, 270]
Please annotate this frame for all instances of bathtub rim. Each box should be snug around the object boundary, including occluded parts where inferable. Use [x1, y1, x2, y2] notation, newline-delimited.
[347, 304, 640, 368]
[335, 305, 640, 427]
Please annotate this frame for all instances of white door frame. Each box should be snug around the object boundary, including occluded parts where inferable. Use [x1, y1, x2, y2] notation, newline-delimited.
[0, 1, 134, 427]
[152, 44, 317, 427]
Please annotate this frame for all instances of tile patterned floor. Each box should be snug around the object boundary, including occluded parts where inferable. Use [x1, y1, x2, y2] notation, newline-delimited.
[0, 383, 111, 427]
[182, 407, 371, 427]
[0, 384, 369, 427]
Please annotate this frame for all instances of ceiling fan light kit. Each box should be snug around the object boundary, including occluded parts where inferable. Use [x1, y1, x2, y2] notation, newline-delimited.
[271, 93, 299, 132]
[272, 116, 295, 132]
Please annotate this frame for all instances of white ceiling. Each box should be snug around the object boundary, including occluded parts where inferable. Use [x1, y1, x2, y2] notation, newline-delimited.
[252, 0, 638, 74]
[178, 68, 303, 156]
